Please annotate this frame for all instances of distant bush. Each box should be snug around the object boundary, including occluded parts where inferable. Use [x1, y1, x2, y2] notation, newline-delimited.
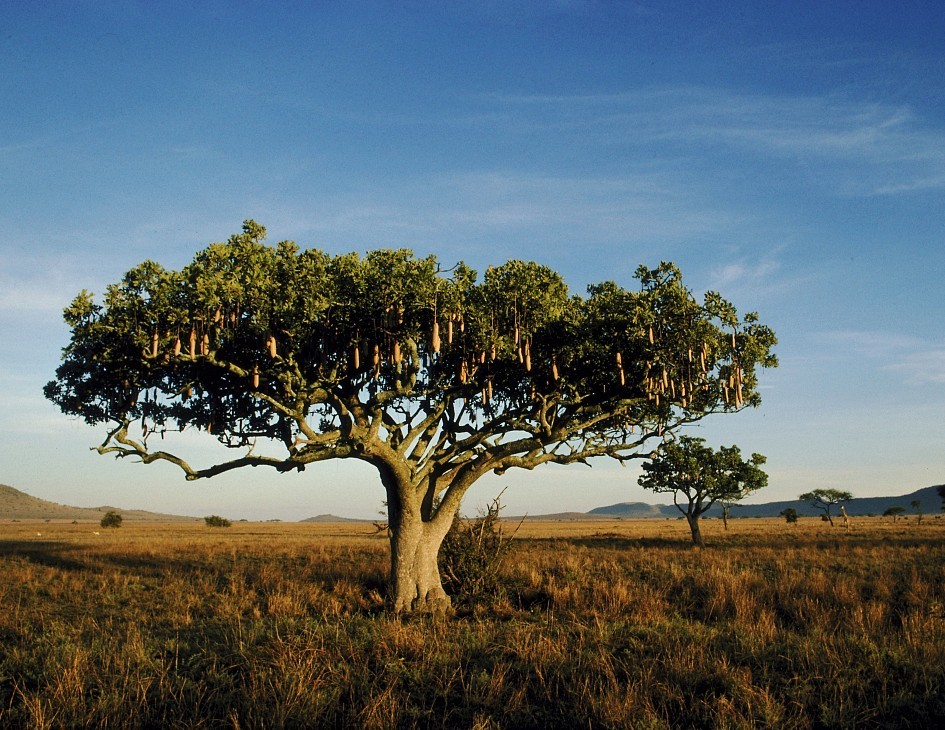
[100, 511, 122, 529]
[780, 508, 798, 524]
[204, 515, 232, 528]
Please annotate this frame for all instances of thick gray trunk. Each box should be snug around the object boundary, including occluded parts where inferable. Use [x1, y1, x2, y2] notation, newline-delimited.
[389, 511, 451, 614]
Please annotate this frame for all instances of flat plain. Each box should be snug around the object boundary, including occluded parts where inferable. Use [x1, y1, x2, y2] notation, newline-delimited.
[1, 516, 943, 728]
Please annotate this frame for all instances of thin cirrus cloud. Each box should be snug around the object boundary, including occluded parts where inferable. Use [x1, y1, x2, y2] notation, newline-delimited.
[490, 88, 945, 197]
[819, 330, 945, 386]
[281, 170, 742, 253]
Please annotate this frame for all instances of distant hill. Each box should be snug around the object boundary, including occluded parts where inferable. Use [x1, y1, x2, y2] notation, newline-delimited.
[300, 514, 366, 523]
[587, 485, 945, 519]
[586, 501, 672, 518]
[0, 483, 197, 522]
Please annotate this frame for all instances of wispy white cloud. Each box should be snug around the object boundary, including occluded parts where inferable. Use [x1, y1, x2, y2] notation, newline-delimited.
[886, 349, 945, 385]
[490, 88, 945, 197]
[267, 169, 743, 256]
[708, 257, 781, 292]
[817, 329, 945, 386]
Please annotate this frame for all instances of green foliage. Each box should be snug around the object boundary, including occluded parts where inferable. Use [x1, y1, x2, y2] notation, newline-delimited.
[204, 515, 232, 527]
[439, 494, 517, 603]
[99, 511, 122, 528]
[780, 508, 798, 523]
[44, 221, 777, 483]
[639, 437, 768, 516]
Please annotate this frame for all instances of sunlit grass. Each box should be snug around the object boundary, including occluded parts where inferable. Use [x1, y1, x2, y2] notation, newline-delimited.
[1, 517, 943, 727]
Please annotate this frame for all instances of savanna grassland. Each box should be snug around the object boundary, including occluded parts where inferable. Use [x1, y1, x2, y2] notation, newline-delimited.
[1, 517, 944, 728]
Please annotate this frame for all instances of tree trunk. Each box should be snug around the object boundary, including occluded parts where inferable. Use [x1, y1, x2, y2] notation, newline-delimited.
[380, 466, 456, 615]
[388, 510, 451, 614]
[686, 513, 704, 548]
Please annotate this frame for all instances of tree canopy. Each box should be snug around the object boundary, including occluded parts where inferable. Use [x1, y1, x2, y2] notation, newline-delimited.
[638, 436, 768, 546]
[799, 488, 853, 527]
[45, 221, 777, 610]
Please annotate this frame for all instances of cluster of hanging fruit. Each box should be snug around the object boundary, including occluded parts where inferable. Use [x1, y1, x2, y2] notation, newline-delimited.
[145, 305, 240, 364]
[631, 326, 745, 410]
[139, 298, 747, 414]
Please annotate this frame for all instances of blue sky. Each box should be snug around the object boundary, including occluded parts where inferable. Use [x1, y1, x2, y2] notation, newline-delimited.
[1, 1, 943, 520]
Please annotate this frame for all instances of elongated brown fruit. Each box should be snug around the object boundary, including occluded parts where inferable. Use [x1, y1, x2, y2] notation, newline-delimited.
[552, 357, 559, 381]
[431, 321, 440, 353]
[173, 337, 181, 357]
[252, 365, 259, 389]
[151, 331, 159, 358]
[447, 318, 453, 344]
[268, 336, 277, 359]
[392, 341, 402, 364]
[352, 344, 360, 370]
[189, 329, 197, 358]
[201, 333, 209, 355]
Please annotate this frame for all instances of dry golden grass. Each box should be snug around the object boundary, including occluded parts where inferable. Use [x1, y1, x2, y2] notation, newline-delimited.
[1, 516, 943, 728]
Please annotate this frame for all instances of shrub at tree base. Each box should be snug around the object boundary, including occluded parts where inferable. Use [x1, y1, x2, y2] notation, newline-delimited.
[439, 494, 518, 604]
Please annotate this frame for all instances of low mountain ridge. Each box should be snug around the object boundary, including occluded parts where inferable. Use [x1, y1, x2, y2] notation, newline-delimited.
[0, 483, 196, 521]
[588, 485, 945, 519]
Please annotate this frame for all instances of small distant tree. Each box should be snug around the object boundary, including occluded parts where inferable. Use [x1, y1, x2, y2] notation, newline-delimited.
[719, 499, 735, 530]
[937, 485, 945, 512]
[799, 488, 853, 527]
[100, 511, 122, 528]
[910, 500, 923, 525]
[780, 507, 797, 523]
[638, 436, 767, 548]
[204, 515, 232, 527]
[884, 506, 906, 523]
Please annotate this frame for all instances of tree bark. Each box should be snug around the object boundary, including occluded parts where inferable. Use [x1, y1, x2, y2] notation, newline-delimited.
[381, 467, 455, 615]
[686, 513, 704, 548]
[388, 509, 452, 614]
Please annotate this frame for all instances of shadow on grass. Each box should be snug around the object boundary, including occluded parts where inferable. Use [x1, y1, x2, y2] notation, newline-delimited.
[0, 541, 90, 572]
